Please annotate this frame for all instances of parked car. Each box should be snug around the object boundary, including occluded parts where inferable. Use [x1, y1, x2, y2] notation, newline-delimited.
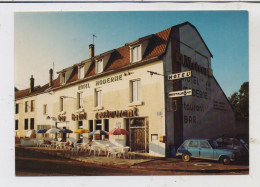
[176, 139, 239, 164]
[215, 137, 249, 162]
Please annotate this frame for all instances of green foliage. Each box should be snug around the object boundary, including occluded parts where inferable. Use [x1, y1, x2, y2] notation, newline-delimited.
[228, 82, 249, 121]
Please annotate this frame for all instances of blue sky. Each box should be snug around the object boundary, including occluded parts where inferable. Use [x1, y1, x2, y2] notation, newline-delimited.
[14, 11, 248, 97]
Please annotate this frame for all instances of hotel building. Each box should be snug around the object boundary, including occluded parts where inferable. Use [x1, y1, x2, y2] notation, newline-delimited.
[15, 22, 236, 157]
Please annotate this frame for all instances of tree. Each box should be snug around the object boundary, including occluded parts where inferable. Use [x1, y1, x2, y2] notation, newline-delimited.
[229, 82, 249, 121]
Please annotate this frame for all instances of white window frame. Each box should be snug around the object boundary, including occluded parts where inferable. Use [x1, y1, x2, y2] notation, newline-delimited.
[95, 88, 102, 108]
[25, 101, 28, 113]
[96, 59, 103, 74]
[60, 97, 64, 112]
[61, 73, 66, 84]
[77, 92, 83, 109]
[130, 79, 141, 103]
[78, 66, 84, 79]
[43, 104, 47, 115]
[131, 45, 141, 63]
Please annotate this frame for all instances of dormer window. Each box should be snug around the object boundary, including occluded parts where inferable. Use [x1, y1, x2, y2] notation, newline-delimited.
[96, 59, 103, 74]
[78, 66, 84, 79]
[131, 45, 141, 63]
[61, 73, 66, 84]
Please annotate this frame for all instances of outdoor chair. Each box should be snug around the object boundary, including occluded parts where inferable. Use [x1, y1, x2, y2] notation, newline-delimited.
[119, 146, 130, 159]
[107, 147, 119, 159]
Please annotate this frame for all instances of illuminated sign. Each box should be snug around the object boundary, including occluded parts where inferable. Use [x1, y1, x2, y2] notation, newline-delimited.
[169, 89, 192, 98]
[168, 71, 192, 80]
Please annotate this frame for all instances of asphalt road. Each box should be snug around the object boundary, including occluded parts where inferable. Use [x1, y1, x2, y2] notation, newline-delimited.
[15, 147, 248, 176]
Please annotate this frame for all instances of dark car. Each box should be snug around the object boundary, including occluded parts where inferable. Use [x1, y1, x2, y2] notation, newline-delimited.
[176, 139, 239, 164]
[215, 137, 249, 162]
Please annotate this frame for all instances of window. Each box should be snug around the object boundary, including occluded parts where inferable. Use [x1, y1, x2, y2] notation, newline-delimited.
[15, 120, 18, 130]
[130, 80, 141, 103]
[131, 45, 141, 63]
[61, 73, 66, 84]
[200, 141, 211, 149]
[79, 66, 84, 79]
[15, 104, 19, 114]
[77, 92, 83, 109]
[89, 120, 93, 132]
[24, 119, 28, 130]
[96, 59, 103, 73]
[31, 100, 35, 112]
[189, 140, 198, 147]
[95, 89, 102, 107]
[60, 97, 64, 112]
[43, 104, 47, 115]
[30, 118, 34, 130]
[78, 121, 83, 129]
[25, 101, 28, 112]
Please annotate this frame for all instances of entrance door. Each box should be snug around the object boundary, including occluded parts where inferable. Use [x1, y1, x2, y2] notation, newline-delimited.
[127, 118, 148, 152]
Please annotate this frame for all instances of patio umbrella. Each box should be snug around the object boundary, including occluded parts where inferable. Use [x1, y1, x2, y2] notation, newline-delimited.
[89, 130, 108, 136]
[73, 129, 91, 133]
[59, 129, 73, 133]
[108, 129, 129, 135]
[36, 129, 47, 133]
[46, 128, 60, 134]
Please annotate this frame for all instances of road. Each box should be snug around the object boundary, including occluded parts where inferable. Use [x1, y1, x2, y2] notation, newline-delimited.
[15, 147, 248, 176]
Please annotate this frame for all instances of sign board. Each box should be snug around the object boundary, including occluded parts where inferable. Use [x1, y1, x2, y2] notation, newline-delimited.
[168, 71, 191, 80]
[169, 89, 192, 98]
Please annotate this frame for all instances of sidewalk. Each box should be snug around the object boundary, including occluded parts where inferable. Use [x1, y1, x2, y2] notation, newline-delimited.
[16, 145, 249, 173]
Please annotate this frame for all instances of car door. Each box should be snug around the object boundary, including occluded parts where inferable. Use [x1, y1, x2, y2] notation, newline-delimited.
[187, 140, 200, 157]
[199, 140, 214, 159]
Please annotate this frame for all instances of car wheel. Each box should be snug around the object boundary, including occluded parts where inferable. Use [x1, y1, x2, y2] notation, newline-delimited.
[182, 154, 191, 162]
[220, 156, 231, 165]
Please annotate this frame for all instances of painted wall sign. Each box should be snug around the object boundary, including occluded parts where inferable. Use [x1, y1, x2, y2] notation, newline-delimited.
[72, 112, 87, 121]
[96, 74, 123, 86]
[78, 83, 90, 90]
[175, 52, 209, 76]
[95, 108, 138, 119]
[168, 89, 192, 98]
[58, 115, 66, 122]
[168, 71, 191, 80]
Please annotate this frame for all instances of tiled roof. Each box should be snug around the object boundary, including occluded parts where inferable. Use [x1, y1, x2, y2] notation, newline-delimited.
[17, 22, 209, 100]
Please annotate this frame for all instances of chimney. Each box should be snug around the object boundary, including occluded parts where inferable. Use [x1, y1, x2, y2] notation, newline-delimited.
[89, 44, 94, 58]
[30, 75, 34, 93]
[49, 68, 53, 87]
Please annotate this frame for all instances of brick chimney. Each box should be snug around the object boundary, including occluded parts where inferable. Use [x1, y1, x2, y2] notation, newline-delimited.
[30, 75, 34, 93]
[49, 68, 53, 87]
[89, 44, 94, 58]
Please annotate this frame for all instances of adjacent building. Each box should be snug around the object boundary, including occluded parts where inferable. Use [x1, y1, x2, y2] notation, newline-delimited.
[15, 22, 236, 157]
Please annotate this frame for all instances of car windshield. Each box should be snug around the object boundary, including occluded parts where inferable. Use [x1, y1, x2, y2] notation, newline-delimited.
[208, 140, 218, 148]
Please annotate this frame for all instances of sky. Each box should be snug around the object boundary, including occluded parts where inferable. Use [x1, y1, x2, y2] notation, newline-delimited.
[14, 11, 248, 97]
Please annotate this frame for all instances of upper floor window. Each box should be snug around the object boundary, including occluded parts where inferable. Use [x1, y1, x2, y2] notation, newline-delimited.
[130, 79, 141, 103]
[15, 104, 19, 114]
[31, 100, 35, 112]
[77, 92, 83, 109]
[43, 104, 47, 115]
[61, 73, 66, 84]
[60, 97, 64, 112]
[96, 59, 103, 74]
[25, 101, 28, 113]
[95, 88, 102, 107]
[131, 45, 141, 63]
[78, 66, 84, 79]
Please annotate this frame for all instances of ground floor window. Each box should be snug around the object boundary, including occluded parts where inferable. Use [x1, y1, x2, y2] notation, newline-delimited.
[30, 118, 34, 130]
[78, 121, 83, 139]
[15, 120, 18, 130]
[24, 119, 28, 130]
[89, 120, 93, 132]
[104, 119, 109, 140]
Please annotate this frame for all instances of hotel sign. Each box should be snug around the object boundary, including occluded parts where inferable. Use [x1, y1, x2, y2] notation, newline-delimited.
[72, 112, 87, 121]
[168, 71, 191, 80]
[169, 89, 192, 98]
